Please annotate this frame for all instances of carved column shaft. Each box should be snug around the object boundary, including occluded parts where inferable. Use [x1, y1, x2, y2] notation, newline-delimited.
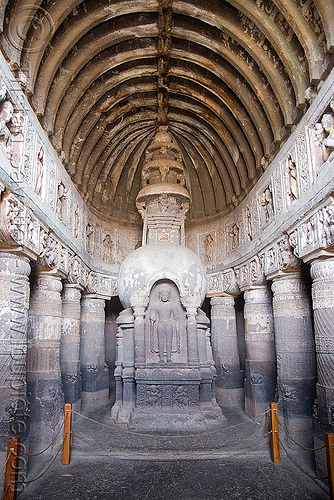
[311, 259, 334, 451]
[110, 309, 135, 424]
[210, 295, 243, 405]
[133, 306, 146, 366]
[80, 295, 109, 406]
[0, 252, 31, 451]
[243, 285, 276, 418]
[27, 272, 63, 451]
[187, 307, 199, 365]
[272, 273, 316, 449]
[60, 284, 82, 411]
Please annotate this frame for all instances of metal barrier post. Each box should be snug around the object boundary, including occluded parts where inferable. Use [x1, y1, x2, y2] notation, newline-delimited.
[62, 403, 72, 465]
[270, 402, 280, 463]
[3, 436, 19, 500]
[326, 432, 334, 500]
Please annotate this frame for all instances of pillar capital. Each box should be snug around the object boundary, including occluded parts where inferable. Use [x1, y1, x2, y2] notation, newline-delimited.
[310, 257, 334, 281]
[0, 250, 31, 276]
[271, 271, 310, 305]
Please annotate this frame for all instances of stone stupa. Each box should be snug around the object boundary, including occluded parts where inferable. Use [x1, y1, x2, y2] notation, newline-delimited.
[110, 127, 223, 430]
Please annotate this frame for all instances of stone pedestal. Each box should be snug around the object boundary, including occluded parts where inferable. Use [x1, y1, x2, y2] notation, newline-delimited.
[272, 273, 316, 450]
[27, 272, 63, 452]
[210, 296, 244, 406]
[60, 284, 82, 412]
[0, 252, 31, 451]
[112, 280, 222, 430]
[80, 295, 109, 406]
[244, 285, 276, 418]
[311, 258, 334, 473]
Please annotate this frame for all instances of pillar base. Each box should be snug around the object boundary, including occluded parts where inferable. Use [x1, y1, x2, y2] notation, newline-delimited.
[216, 386, 244, 407]
[81, 388, 109, 407]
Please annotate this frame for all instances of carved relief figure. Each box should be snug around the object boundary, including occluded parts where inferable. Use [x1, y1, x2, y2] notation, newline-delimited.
[314, 103, 334, 165]
[8, 111, 24, 169]
[148, 282, 180, 364]
[74, 205, 80, 238]
[320, 205, 334, 246]
[245, 206, 252, 240]
[0, 100, 14, 154]
[0, 79, 7, 101]
[103, 234, 112, 262]
[230, 223, 239, 249]
[261, 186, 274, 223]
[35, 147, 44, 196]
[287, 155, 298, 201]
[204, 233, 214, 262]
[56, 181, 68, 220]
[321, 111, 334, 150]
[86, 223, 94, 253]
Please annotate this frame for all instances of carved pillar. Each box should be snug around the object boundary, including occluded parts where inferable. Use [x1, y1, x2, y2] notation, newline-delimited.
[0, 252, 31, 451]
[271, 273, 316, 449]
[311, 258, 334, 472]
[210, 295, 243, 406]
[133, 306, 146, 366]
[80, 295, 109, 406]
[110, 308, 135, 424]
[186, 307, 199, 366]
[27, 271, 63, 451]
[60, 284, 82, 412]
[243, 285, 276, 418]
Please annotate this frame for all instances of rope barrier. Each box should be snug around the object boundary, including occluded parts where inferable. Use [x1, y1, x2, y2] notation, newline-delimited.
[0, 450, 13, 478]
[1, 484, 10, 500]
[72, 409, 270, 439]
[277, 417, 326, 452]
[19, 416, 66, 457]
[72, 430, 272, 459]
[278, 437, 328, 481]
[17, 440, 64, 485]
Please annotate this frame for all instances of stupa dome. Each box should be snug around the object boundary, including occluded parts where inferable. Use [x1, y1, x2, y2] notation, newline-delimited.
[117, 243, 206, 309]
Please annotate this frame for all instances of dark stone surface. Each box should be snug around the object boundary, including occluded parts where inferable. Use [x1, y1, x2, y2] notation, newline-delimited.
[18, 454, 328, 500]
[15, 404, 329, 500]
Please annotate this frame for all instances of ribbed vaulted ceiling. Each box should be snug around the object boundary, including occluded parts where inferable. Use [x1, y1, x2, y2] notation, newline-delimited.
[1, 0, 333, 225]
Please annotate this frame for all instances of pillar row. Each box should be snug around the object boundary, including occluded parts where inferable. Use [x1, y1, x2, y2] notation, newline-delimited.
[271, 273, 316, 450]
[0, 252, 31, 451]
[311, 258, 334, 472]
[80, 295, 109, 406]
[210, 295, 243, 406]
[243, 285, 276, 418]
[27, 271, 63, 452]
[60, 284, 82, 412]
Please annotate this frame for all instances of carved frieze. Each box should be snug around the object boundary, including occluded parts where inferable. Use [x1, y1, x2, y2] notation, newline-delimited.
[288, 198, 334, 261]
[235, 255, 264, 290]
[207, 268, 239, 296]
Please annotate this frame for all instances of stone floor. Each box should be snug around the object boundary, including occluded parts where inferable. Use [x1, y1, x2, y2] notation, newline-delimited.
[9, 404, 330, 499]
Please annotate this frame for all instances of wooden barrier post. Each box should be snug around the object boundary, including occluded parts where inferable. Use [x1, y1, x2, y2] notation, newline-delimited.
[62, 403, 72, 465]
[270, 402, 280, 463]
[326, 432, 334, 500]
[3, 436, 20, 500]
